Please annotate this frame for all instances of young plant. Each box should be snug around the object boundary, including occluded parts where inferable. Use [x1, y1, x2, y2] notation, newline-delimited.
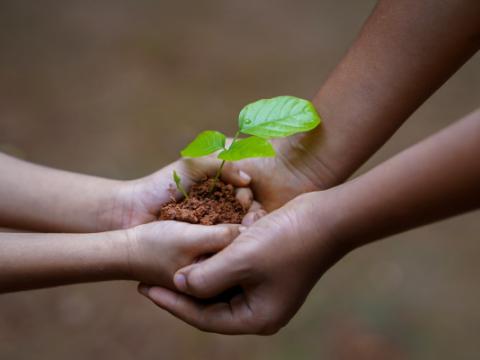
[172, 170, 189, 199]
[174, 95, 321, 195]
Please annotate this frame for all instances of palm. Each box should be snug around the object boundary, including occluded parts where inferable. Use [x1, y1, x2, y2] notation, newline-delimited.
[114, 157, 256, 229]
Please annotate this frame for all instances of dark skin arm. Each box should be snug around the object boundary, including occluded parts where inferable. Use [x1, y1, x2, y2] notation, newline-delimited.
[220, 0, 480, 210]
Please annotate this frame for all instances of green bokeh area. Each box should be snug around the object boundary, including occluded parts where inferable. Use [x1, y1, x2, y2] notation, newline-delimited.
[0, 1, 479, 359]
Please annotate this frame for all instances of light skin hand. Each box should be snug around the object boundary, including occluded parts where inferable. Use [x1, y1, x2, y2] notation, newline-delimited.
[126, 221, 242, 288]
[103, 157, 260, 230]
[0, 221, 241, 293]
[139, 109, 480, 335]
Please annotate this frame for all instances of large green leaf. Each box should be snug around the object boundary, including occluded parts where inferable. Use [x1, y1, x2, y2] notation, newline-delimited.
[218, 136, 275, 161]
[181, 130, 226, 157]
[238, 96, 321, 139]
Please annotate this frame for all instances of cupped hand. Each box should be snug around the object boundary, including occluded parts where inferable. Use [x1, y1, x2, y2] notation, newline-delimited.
[138, 190, 351, 335]
[98, 157, 262, 231]
[202, 137, 338, 212]
[124, 221, 241, 288]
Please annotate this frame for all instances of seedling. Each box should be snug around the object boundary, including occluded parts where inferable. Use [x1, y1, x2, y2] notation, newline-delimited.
[174, 95, 321, 195]
[172, 170, 189, 199]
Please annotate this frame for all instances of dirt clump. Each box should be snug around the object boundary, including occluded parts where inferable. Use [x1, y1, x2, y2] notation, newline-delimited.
[159, 178, 246, 225]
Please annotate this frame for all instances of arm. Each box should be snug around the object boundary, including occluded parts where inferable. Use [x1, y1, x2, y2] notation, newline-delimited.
[0, 222, 240, 293]
[0, 230, 127, 292]
[228, 0, 480, 210]
[297, 0, 480, 184]
[329, 108, 480, 245]
[0, 153, 252, 232]
[139, 109, 480, 334]
[0, 153, 122, 232]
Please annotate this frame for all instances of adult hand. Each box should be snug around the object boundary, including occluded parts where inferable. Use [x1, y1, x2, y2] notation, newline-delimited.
[218, 138, 336, 212]
[138, 191, 349, 335]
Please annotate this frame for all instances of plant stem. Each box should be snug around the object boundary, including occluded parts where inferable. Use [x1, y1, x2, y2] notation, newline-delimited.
[210, 131, 240, 191]
[179, 184, 189, 200]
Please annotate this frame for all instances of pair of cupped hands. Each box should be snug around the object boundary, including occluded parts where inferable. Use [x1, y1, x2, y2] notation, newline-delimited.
[112, 143, 343, 335]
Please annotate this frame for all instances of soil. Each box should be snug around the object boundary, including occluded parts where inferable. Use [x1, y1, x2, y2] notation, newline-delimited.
[159, 178, 246, 225]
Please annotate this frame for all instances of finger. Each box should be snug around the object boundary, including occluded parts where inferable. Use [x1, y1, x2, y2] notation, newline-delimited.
[220, 162, 251, 187]
[247, 200, 263, 213]
[242, 202, 267, 226]
[174, 245, 247, 298]
[235, 187, 253, 209]
[186, 224, 240, 254]
[142, 286, 253, 335]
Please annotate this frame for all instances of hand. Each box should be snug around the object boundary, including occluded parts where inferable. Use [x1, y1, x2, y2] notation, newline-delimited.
[138, 191, 350, 335]
[99, 133, 343, 231]
[97, 157, 260, 231]
[199, 137, 339, 212]
[124, 221, 241, 288]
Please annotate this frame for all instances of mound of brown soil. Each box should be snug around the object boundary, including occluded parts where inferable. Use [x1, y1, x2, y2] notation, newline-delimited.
[159, 178, 246, 225]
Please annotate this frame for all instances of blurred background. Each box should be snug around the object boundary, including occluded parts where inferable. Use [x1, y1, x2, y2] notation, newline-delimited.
[0, 1, 479, 359]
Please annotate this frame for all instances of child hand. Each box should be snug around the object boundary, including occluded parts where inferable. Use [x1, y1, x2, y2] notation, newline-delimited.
[124, 221, 241, 288]
[100, 157, 264, 230]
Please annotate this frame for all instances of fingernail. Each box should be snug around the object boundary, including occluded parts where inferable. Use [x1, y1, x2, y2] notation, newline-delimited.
[239, 170, 251, 183]
[174, 273, 187, 292]
[138, 284, 150, 296]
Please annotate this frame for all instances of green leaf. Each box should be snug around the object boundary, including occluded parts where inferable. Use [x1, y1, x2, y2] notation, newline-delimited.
[238, 96, 321, 139]
[181, 130, 226, 157]
[173, 170, 182, 187]
[173, 170, 188, 199]
[218, 136, 275, 161]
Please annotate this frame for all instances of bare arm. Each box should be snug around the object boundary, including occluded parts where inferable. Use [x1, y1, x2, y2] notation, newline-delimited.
[294, 0, 480, 185]
[331, 108, 480, 246]
[243, 0, 479, 211]
[0, 153, 122, 232]
[0, 231, 127, 293]
[0, 222, 239, 294]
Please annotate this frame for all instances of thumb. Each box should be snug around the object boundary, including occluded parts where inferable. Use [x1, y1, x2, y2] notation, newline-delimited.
[174, 246, 246, 299]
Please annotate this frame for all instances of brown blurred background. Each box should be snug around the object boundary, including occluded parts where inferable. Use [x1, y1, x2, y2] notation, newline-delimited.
[0, 1, 479, 359]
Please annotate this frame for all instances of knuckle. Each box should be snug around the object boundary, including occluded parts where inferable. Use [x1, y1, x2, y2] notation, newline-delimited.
[217, 225, 238, 241]
[188, 270, 210, 297]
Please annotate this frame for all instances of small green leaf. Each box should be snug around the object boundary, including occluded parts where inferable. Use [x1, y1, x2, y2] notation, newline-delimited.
[173, 170, 181, 187]
[181, 130, 226, 157]
[239, 96, 321, 139]
[173, 170, 188, 199]
[218, 136, 275, 161]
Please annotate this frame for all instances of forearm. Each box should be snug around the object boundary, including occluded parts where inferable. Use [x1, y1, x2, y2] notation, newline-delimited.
[284, 0, 480, 187]
[0, 153, 123, 232]
[0, 230, 130, 293]
[329, 109, 480, 248]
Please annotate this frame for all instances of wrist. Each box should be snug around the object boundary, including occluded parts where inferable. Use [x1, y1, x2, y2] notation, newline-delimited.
[103, 228, 137, 280]
[94, 180, 135, 232]
[287, 190, 358, 272]
[275, 131, 344, 193]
